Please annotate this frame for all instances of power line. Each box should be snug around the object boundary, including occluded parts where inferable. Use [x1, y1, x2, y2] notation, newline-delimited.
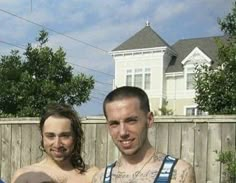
[90, 96, 103, 104]
[0, 39, 113, 87]
[0, 39, 114, 78]
[68, 62, 114, 77]
[95, 79, 112, 86]
[91, 90, 106, 97]
[93, 88, 110, 95]
[0, 8, 109, 53]
[0, 40, 25, 50]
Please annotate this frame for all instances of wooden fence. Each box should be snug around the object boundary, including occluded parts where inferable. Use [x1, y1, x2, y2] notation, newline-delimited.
[0, 115, 235, 183]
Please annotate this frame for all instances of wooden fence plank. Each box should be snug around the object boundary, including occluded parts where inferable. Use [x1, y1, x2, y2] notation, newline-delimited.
[148, 122, 157, 149]
[95, 124, 108, 168]
[221, 123, 235, 151]
[0, 117, 236, 183]
[207, 123, 221, 183]
[82, 123, 97, 167]
[30, 124, 42, 164]
[220, 123, 236, 183]
[194, 123, 208, 183]
[11, 124, 22, 179]
[168, 123, 182, 158]
[21, 124, 32, 167]
[181, 123, 195, 165]
[156, 123, 168, 154]
[0, 125, 1, 178]
[1, 125, 12, 182]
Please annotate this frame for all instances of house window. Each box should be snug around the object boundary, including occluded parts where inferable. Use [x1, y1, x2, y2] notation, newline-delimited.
[186, 67, 195, 90]
[126, 69, 132, 86]
[144, 68, 151, 90]
[186, 107, 196, 116]
[125, 68, 151, 90]
[134, 68, 143, 88]
[185, 106, 208, 116]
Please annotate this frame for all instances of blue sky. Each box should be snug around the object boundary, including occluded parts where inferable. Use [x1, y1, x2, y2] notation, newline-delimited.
[0, 0, 234, 117]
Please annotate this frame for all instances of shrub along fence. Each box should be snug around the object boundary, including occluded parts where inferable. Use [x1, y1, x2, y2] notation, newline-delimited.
[0, 115, 235, 183]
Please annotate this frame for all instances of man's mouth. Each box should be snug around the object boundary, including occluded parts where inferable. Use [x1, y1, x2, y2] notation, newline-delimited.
[119, 139, 134, 148]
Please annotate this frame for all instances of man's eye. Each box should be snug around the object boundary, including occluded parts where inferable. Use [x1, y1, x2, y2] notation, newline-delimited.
[61, 134, 71, 139]
[109, 122, 119, 127]
[127, 118, 137, 123]
[45, 134, 55, 139]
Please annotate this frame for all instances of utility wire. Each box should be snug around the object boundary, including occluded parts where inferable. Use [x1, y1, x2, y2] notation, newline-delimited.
[90, 96, 103, 104]
[93, 88, 110, 95]
[0, 39, 114, 84]
[91, 91, 106, 97]
[0, 40, 25, 50]
[0, 8, 109, 53]
[68, 62, 114, 77]
[95, 80, 112, 86]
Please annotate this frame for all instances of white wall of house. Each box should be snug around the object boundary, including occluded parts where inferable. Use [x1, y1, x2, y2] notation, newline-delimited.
[112, 47, 175, 113]
[165, 47, 212, 115]
[111, 44, 212, 116]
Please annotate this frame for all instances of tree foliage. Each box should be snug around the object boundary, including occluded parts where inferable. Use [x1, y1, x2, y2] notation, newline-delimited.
[0, 30, 94, 117]
[194, 1, 236, 114]
[158, 99, 173, 116]
[216, 150, 236, 183]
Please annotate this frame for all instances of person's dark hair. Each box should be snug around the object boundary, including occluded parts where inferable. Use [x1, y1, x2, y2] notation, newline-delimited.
[39, 103, 85, 172]
[103, 86, 150, 118]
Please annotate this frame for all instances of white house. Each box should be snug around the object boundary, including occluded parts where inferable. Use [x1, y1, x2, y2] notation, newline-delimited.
[110, 22, 225, 115]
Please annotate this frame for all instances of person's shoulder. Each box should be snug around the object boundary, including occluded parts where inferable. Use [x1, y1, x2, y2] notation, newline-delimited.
[86, 166, 100, 177]
[91, 167, 106, 183]
[11, 164, 38, 183]
[11, 162, 56, 183]
[84, 166, 100, 183]
[175, 158, 193, 170]
[173, 158, 196, 183]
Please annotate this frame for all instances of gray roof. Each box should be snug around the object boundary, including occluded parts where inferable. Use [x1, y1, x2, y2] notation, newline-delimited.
[112, 25, 171, 51]
[166, 36, 227, 73]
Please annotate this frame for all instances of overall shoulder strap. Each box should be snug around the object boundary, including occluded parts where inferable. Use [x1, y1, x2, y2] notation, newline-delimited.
[103, 162, 116, 183]
[154, 155, 178, 183]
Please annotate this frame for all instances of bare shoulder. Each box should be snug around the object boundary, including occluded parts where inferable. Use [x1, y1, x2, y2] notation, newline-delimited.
[171, 159, 196, 183]
[11, 164, 54, 183]
[85, 166, 100, 182]
[11, 164, 38, 183]
[92, 168, 106, 183]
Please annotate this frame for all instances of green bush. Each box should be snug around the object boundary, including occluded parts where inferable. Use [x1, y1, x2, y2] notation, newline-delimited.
[217, 150, 236, 183]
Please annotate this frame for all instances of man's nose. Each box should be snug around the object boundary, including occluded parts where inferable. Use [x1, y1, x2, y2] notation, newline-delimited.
[54, 136, 62, 147]
[119, 123, 128, 137]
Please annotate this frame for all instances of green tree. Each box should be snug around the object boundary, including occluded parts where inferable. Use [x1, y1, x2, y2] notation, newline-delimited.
[158, 99, 173, 115]
[194, 1, 236, 114]
[0, 30, 94, 117]
[216, 150, 236, 183]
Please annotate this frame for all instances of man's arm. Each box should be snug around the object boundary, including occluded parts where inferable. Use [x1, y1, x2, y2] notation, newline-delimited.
[92, 169, 105, 183]
[172, 160, 196, 183]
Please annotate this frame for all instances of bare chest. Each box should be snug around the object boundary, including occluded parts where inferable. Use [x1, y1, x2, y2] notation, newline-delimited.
[49, 171, 89, 183]
[112, 169, 160, 183]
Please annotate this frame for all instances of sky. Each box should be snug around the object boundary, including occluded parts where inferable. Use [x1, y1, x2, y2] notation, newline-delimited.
[0, 0, 234, 117]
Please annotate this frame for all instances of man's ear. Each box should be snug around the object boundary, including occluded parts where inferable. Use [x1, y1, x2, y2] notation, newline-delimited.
[147, 112, 154, 128]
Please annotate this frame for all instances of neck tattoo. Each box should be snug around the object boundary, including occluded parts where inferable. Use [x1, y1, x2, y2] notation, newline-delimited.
[116, 151, 155, 183]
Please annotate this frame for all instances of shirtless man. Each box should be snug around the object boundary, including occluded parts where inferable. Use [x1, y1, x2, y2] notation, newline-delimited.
[93, 86, 196, 183]
[12, 103, 98, 183]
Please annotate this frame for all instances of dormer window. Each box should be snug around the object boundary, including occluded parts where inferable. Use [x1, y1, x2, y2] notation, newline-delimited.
[181, 47, 212, 91]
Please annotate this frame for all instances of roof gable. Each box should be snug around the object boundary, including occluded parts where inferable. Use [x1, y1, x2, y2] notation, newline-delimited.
[166, 36, 227, 73]
[181, 47, 212, 66]
[112, 24, 170, 51]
